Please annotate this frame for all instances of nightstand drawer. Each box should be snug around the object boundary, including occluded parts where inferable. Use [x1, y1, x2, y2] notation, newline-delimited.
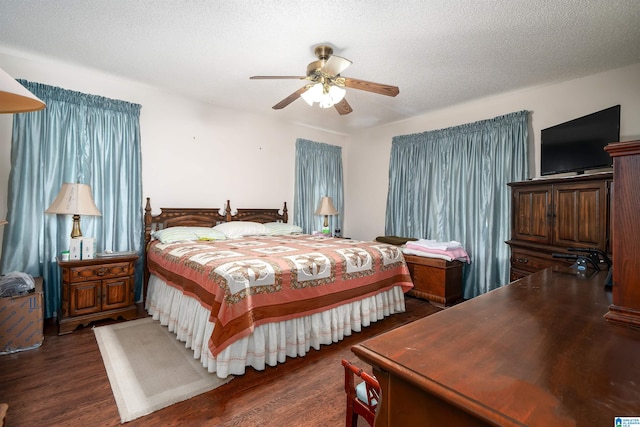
[66, 262, 133, 283]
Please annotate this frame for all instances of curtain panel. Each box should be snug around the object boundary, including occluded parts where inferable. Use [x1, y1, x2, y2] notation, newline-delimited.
[294, 139, 344, 235]
[0, 81, 143, 318]
[386, 111, 529, 298]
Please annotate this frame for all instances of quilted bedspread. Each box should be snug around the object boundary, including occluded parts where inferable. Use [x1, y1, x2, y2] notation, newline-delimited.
[147, 234, 413, 355]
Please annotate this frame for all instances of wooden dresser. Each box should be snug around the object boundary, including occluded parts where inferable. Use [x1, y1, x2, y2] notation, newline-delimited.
[604, 140, 640, 327]
[506, 173, 612, 280]
[403, 254, 463, 307]
[352, 266, 640, 426]
[58, 254, 139, 334]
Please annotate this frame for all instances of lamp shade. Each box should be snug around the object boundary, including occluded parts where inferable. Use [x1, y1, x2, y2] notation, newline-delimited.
[315, 196, 338, 216]
[0, 67, 46, 113]
[45, 183, 102, 216]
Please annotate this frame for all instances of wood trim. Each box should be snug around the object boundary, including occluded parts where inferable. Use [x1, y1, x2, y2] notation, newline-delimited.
[604, 140, 640, 327]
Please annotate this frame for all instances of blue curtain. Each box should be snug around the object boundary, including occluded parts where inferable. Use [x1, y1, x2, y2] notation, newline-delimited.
[294, 139, 344, 234]
[386, 111, 529, 298]
[0, 81, 143, 318]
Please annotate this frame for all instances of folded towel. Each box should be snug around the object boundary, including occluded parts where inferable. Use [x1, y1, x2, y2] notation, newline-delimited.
[407, 239, 462, 251]
[403, 248, 456, 262]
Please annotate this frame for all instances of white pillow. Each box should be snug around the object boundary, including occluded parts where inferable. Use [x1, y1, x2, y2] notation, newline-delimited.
[152, 227, 226, 243]
[264, 222, 303, 235]
[213, 221, 269, 238]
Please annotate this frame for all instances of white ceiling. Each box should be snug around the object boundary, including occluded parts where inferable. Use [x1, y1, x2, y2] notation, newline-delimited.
[1, 0, 639, 134]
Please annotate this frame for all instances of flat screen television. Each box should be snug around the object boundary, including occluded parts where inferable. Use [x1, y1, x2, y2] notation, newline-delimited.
[540, 105, 620, 176]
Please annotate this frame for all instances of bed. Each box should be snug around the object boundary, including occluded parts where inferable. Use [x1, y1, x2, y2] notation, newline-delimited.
[143, 198, 413, 378]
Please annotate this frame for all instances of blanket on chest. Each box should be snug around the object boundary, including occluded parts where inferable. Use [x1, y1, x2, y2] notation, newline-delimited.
[147, 234, 413, 356]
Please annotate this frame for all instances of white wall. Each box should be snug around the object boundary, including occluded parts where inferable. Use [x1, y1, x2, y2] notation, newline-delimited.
[344, 63, 640, 241]
[2, 49, 639, 253]
[0, 51, 347, 256]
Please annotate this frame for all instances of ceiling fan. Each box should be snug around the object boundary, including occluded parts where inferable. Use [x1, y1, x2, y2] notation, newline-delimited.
[250, 45, 399, 115]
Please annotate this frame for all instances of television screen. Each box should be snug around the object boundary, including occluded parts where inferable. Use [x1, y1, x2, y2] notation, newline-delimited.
[540, 105, 620, 176]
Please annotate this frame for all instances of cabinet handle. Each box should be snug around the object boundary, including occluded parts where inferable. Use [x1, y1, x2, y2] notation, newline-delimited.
[96, 267, 109, 276]
[516, 258, 528, 264]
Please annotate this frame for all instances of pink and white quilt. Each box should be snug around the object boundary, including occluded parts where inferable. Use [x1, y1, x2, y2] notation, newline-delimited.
[147, 234, 413, 356]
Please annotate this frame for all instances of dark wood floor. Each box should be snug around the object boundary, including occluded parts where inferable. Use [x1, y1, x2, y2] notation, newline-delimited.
[0, 296, 441, 427]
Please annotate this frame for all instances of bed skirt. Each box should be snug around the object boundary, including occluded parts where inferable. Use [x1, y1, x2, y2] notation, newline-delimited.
[145, 274, 407, 379]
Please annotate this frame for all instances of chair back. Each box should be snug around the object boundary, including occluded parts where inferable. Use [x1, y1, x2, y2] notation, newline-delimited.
[341, 359, 380, 427]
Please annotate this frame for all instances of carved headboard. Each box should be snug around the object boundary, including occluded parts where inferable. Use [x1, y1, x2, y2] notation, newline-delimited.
[142, 197, 288, 297]
[143, 198, 288, 246]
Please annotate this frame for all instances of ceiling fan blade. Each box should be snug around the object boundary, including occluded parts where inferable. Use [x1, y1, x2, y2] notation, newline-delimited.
[250, 76, 305, 80]
[334, 98, 353, 115]
[272, 86, 308, 110]
[323, 55, 352, 76]
[343, 77, 399, 97]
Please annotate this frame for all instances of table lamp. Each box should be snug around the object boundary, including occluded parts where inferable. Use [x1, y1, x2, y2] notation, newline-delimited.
[315, 196, 338, 235]
[46, 183, 101, 237]
[0, 67, 46, 113]
[1, 67, 46, 225]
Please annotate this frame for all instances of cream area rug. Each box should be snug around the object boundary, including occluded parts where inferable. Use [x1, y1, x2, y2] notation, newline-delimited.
[94, 317, 233, 423]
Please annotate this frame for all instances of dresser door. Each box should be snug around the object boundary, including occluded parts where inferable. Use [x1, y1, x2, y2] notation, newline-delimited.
[552, 181, 607, 250]
[101, 278, 132, 310]
[69, 281, 101, 316]
[511, 184, 552, 244]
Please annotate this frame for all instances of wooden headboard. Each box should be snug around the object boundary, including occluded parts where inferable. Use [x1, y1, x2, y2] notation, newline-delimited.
[142, 197, 288, 297]
[143, 198, 288, 246]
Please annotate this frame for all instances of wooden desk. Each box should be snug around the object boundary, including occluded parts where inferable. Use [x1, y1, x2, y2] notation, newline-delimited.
[353, 266, 640, 426]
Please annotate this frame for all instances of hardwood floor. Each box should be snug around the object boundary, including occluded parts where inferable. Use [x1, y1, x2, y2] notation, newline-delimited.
[0, 296, 441, 427]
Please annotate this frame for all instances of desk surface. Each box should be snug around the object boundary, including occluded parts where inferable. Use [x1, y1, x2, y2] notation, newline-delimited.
[353, 266, 640, 426]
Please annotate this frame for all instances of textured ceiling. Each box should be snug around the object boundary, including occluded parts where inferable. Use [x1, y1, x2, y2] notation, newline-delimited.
[1, 0, 639, 134]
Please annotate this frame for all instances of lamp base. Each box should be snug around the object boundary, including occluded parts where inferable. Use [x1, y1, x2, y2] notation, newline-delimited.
[71, 214, 83, 238]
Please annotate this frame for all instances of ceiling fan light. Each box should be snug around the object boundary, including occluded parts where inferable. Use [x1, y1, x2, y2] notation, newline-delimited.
[318, 96, 334, 109]
[328, 85, 346, 104]
[301, 83, 323, 106]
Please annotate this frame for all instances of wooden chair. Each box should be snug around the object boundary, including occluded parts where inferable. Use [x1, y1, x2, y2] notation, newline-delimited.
[0, 403, 8, 426]
[341, 359, 380, 427]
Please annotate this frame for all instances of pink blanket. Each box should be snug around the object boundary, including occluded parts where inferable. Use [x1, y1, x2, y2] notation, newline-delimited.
[405, 241, 470, 263]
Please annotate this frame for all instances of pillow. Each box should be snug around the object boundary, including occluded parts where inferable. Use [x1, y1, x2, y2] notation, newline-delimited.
[152, 226, 226, 243]
[264, 222, 303, 235]
[213, 221, 269, 238]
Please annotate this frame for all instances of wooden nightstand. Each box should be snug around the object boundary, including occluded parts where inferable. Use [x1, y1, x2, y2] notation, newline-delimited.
[57, 254, 139, 335]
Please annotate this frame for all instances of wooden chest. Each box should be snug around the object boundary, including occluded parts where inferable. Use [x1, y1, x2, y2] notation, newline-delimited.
[403, 254, 464, 307]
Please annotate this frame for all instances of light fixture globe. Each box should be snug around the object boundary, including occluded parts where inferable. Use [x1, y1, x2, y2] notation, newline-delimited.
[302, 83, 346, 109]
[301, 83, 323, 106]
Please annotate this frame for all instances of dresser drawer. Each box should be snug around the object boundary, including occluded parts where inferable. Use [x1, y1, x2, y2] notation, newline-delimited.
[510, 249, 555, 274]
[66, 262, 134, 283]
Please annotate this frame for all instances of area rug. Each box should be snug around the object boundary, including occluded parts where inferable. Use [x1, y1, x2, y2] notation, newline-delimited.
[94, 317, 233, 423]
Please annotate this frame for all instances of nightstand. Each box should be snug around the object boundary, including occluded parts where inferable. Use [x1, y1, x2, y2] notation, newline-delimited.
[57, 254, 139, 335]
